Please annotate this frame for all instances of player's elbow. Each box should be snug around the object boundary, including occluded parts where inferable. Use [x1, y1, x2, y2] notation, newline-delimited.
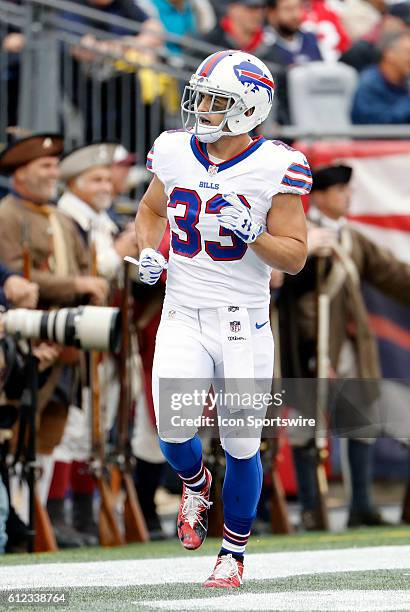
[285, 243, 307, 275]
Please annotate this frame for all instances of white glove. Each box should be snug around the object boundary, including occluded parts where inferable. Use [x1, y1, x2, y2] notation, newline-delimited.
[138, 248, 167, 285]
[217, 193, 263, 244]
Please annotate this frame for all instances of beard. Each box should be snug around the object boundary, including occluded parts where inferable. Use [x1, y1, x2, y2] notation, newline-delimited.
[91, 194, 112, 211]
[277, 23, 300, 38]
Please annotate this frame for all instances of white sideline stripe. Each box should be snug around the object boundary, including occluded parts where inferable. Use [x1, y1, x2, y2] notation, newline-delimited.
[140, 590, 410, 611]
[0, 546, 409, 590]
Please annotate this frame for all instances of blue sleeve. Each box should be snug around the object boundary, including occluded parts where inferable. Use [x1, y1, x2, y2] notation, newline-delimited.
[0, 263, 13, 287]
[352, 71, 410, 124]
[0, 264, 13, 309]
[0, 289, 9, 309]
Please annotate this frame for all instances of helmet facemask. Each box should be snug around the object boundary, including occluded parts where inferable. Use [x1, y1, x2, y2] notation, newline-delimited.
[181, 79, 246, 143]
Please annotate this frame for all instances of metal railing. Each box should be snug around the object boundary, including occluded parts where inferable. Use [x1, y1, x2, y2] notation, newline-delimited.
[1, 0, 228, 156]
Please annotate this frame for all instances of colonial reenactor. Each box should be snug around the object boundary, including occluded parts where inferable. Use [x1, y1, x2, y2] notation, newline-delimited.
[54, 142, 139, 543]
[0, 133, 109, 548]
[58, 142, 138, 279]
[277, 164, 410, 529]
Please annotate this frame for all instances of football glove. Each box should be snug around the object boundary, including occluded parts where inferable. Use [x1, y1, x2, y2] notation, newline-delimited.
[217, 192, 263, 245]
[138, 248, 167, 285]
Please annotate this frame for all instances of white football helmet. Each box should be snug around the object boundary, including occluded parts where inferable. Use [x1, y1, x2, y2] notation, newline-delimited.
[181, 50, 275, 143]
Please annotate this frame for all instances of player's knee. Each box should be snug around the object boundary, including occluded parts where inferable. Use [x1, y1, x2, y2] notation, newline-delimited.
[159, 436, 194, 445]
[221, 437, 261, 459]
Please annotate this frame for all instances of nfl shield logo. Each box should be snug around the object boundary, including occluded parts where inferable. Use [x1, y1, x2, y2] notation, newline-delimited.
[208, 165, 218, 176]
[230, 321, 241, 333]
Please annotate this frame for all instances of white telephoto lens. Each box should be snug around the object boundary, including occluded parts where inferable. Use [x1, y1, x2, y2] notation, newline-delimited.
[4, 309, 43, 340]
[54, 308, 70, 345]
[75, 306, 120, 352]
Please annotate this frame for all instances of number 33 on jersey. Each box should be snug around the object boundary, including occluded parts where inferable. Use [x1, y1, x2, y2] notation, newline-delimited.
[146, 130, 312, 309]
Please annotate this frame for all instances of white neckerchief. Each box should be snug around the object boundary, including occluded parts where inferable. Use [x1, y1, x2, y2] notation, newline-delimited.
[58, 190, 118, 236]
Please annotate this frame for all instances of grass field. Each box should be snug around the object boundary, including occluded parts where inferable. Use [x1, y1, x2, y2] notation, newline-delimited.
[1, 527, 410, 611]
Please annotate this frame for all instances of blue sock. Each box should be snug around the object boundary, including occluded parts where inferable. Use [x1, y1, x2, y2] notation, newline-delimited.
[220, 450, 263, 561]
[159, 434, 206, 492]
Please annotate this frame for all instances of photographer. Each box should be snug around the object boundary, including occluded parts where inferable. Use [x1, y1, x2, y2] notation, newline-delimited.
[1, 264, 38, 552]
[0, 134, 109, 548]
[0, 304, 59, 553]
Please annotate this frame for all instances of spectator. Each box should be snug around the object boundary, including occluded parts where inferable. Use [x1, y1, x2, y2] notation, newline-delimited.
[340, 11, 408, 72]
[339, 0, 386, 43]
[62, 0, 162, 49]
[266, 0, 322, 66]
[302, 0, 351, 60]
[351, 31, 410, 124]
[265, 0, 322, 124]
[198, 0, 272, 59]
[150, 0, 216, 55]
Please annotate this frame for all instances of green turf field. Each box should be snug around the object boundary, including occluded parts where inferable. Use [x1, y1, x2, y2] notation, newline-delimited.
[1, 528, 410, 611]
[3, 526, 410, 565]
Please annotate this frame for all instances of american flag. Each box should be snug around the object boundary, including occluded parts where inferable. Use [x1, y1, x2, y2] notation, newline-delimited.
[297, 139, 410, 377]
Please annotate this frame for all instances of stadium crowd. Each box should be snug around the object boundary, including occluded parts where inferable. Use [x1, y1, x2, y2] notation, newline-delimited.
[1, 0, 410, 128]
[0, 0, 409, 553]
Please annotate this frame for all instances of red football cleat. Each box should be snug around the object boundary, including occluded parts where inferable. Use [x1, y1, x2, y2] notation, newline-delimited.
[177, 467, 212, 550]
[203, 553, 244, 588]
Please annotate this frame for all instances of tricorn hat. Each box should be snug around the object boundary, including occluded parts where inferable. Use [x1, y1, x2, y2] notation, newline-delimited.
[0, 133, 64, 175]
[311, 164, 352, 191]
[60, 142, 118, 182]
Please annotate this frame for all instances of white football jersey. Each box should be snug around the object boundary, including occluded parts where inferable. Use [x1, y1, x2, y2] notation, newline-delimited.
[146, 131, 312, 308]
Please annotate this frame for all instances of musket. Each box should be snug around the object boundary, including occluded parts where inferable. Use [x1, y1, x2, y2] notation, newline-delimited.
[314, 256, 330, 531]
[115, 259, 149, 542]
[16, 221, 58, 552]
[88, 236, 123, 546]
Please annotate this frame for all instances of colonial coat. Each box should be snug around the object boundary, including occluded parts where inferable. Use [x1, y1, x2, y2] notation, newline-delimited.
[278, 219, 410, 380]
[0, 193, 89, 452]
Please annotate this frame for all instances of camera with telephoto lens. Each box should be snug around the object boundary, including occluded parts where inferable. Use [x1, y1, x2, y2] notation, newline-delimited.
[2, 306, 121, 352]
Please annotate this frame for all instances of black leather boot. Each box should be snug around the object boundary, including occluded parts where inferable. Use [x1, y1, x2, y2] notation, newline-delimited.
[47, 498, 84, 548]
[72, 493, 99, 546]
[134, 458, 169, 540]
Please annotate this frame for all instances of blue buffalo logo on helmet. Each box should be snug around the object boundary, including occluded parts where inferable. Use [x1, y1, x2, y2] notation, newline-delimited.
[233, 61, 274, 103]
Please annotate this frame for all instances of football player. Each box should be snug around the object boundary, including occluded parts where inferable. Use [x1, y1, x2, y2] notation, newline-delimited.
[134, 50, 310, 588]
